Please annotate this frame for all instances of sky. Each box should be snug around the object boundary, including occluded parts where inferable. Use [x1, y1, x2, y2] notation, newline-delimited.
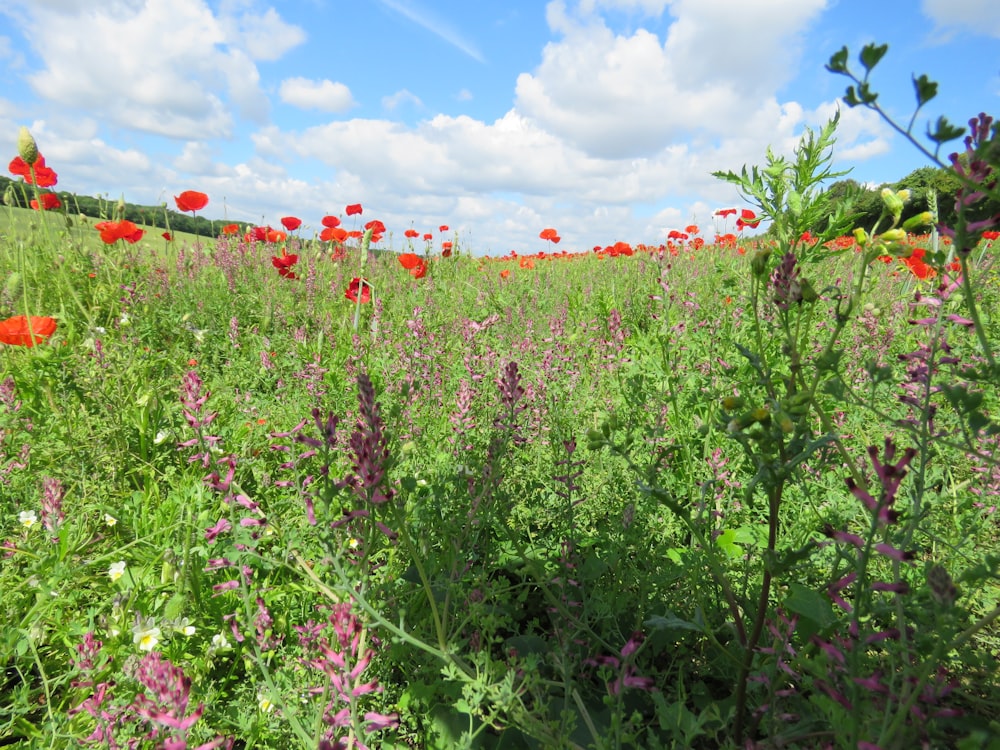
[1, 0, 998, 255]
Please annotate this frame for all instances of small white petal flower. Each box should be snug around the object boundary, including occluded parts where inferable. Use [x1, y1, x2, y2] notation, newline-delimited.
[108, 561, 126, 582]
[212, 633, 230, 650]
[104, 514, 118, 527]
[154, 430, 169, 445]
[132, 618, 161, 652]
[19, 510, 38, 529]
[173, 618, 196, 636]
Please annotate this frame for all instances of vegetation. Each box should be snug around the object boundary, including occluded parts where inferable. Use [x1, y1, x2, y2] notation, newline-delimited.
[0, 43, 998, 750]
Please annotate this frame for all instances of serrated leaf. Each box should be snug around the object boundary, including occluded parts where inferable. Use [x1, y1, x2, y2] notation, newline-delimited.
[859, 42, 889, 72]
[826, 46, 849, 74]
[912, 73, 938, 107]
[928, 116, 966, 144]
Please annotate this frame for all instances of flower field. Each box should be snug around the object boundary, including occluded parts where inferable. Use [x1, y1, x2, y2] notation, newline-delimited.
[2, 75, 1000, 749]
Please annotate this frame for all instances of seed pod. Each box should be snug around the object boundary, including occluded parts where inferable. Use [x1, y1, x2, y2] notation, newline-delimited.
[18, 126, 39, 165]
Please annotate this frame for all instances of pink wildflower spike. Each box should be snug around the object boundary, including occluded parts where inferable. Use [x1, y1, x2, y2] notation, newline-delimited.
[828, 571, 856, 612]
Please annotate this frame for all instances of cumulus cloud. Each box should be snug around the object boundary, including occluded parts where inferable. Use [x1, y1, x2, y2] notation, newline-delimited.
[4, 0, 297, 139]
[517, 0, 829, 159]
[279, 77, 356, 113]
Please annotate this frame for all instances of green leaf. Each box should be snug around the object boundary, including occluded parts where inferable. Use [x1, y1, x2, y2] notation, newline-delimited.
[826, 46, 849, 74]
[784, 582, 835, 627]
[912, 73, 938, 107]
[928, 116, 966, 144]
[859, 42, 889, 72]
[843, 86, 862, 108]
[646, 612, 704, 633]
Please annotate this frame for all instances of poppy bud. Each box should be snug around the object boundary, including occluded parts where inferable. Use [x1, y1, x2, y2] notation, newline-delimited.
[902, 211, 934, 231]
[880, 228, 906, 243]
[750, 249, 772, 277]
[17, 126, 38, 166]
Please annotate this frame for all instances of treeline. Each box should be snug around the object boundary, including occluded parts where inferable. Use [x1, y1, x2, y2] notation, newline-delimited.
[0, 175, 237, 236]
[816, 164, 1000, 235]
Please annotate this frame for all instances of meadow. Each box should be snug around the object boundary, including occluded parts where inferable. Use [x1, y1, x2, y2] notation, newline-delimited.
[2, 53, 1000, 749]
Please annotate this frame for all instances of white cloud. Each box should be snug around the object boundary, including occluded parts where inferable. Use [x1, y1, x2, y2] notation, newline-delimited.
[279, 77, 356, 113]
[921, 0, 1000, 36]
[5, 0, 291, 139]
[516, 0, 829, 159]
[223, 6, 307, 61]
[382, 89, 423, 111]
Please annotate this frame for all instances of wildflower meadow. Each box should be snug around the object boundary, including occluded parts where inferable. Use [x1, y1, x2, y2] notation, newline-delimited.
[1, 44, 998, 750]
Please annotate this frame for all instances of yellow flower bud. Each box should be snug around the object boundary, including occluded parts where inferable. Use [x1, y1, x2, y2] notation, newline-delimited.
[17, 126, 39, 165]
[902, 211, 934, 231]
[881, 187, 904, 218]
[853, 228, 868, 246]
[881, 228, 906, 243]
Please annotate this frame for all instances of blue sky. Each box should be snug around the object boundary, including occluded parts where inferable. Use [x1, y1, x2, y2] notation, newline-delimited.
[1, 0, 998, 254]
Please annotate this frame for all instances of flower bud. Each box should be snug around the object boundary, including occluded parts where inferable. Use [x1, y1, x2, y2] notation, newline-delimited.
[880, 228, 906, 243]
[902, 211, 934, 232]
[881, 187, 904, 218]
[17, 126, 39, 165]
[853, 228, 868, 247]
[750, 249, 772, 277]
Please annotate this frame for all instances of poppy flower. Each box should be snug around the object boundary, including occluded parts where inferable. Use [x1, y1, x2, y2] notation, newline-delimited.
[736, 209, 761, 230]
[404, 229, 419, 238]
[250, 226, 270, 242]
[410, 260, 428, 279]
[266, 228, 287, 243]
[685, 224, 700, 234]
[30, 193, 61, 211]
[345, 277, 372, 303]
[714, 207, 737, 218]
[422, 233, 433, 241]
[364, 219, 386, 235]
[439, 225, 449, 232]
[500, 269, 511, 280]
[321, 215, 341, 228]
[346, 203, 363, 216]
[162, 232, 173, 241]
[95, 220, 144, 244]
[272, 252, 299, 279]
[174, 191, 209, 213]
[398, 253, 423, 270]
[982, 230, 999, 241]
[0, 315, 57, 347]
[320, 226, 348, 242]
[9, 154, 58, 187]
[441, 241, 453, 257]
[280, 216, 302, 231]
[347, 230, 363, 239]
[222, 223, 240, 235]
[539, 228, 558, 241]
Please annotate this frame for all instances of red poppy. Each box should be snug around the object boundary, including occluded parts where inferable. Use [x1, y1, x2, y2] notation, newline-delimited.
[685, 224, 700, 234]
[736, 209, 761, 230]
[9, 154, 58, 187]
[222, 223, 240, 235]
[500, 269, 511, 280]
[95, 220, 144, 244]
[321, 215, 341, 228]
[271, 252, 299, 279]
[345, 277, 372, 303]
[320, 226, 348, 242]
[0, 315, 57, 347]
[174, 191, 209, 213]
[364, 219, 386, 234]
[280, 216, 302, 231]
[162, 232, 173, 241]
[439, 225, 449, 232]
[30, 193, 61, 211]
[410, 260, 428, 279]
[441, 241, 453, 257]
[422, 233, 433, 241]
[714, 207, 737, 218]
[550, 236, 561, 244]
[398, 253, 422, 270]
[539, 228, 558, 241]
[982, 230, 999, 241]
[347, 230, 363, 239]
[346, 203, 363, 216]
[250, 226, 270, 242]
[266, 229, 287, 243]
[404, 229, 420, 238]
